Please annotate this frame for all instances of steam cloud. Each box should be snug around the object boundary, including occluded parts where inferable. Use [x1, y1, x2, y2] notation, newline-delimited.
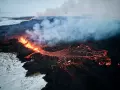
[25, 0, 120, 46]
[38, 0, 120, 19]
[26, 17, 120, 46]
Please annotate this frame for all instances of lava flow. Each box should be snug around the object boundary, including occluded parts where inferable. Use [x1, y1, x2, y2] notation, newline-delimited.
[18, 36, 111, 69]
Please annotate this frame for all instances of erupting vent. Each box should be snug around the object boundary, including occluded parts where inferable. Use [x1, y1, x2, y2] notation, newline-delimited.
[18, 36, 111, 74]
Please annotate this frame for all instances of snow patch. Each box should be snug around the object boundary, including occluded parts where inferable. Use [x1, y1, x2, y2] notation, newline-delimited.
[0, 53, 47, 90]
[0, 18, 27, 26]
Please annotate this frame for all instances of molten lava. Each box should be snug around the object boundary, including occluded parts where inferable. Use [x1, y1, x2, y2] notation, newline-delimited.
[18, 36, 111, 69]
[18, 36, 45, 54]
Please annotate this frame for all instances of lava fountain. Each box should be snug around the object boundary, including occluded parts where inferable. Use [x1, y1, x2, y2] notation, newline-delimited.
[18, 36, 111, 68]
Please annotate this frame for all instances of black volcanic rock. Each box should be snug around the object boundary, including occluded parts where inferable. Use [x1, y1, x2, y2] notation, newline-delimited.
[0, 36, 120, 90]
[0, 16, 120, 90]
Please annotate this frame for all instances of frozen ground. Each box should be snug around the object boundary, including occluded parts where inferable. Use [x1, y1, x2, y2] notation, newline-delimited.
[0, 53, 47, 90]
[0, 18, 27, 26]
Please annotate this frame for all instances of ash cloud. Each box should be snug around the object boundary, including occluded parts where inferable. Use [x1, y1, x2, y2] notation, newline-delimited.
[26, 17, 120, 46]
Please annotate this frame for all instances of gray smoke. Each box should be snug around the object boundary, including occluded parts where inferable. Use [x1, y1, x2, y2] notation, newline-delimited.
[26, 17, 120, 46]
[26, 0, 120, 46]
[39, 0, 120, 19]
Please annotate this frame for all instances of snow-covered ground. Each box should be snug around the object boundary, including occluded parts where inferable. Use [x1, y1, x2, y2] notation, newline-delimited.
[0, 53, 47, 90]
[0, 18, 27, 26]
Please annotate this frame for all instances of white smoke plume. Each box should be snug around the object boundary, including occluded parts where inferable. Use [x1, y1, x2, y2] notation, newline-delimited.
[26, 0, 120, 46]
[38, 0, 120, 19]
[26, 17, 120, 46]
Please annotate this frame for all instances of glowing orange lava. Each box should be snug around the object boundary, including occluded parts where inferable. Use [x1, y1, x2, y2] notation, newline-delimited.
[18, 36, 112, 77]
[18, 36, 111, 66]
[18, 36, 45, 54]
[18, 36, 68, 58]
